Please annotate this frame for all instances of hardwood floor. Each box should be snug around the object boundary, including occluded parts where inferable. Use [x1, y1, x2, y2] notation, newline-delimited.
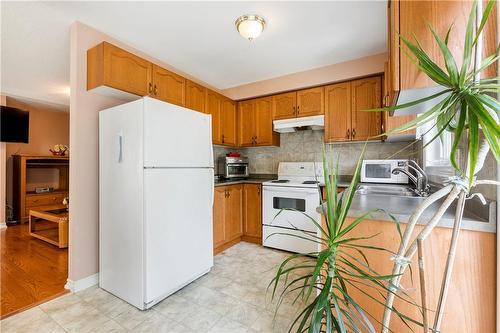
[1, 222, 68, 319]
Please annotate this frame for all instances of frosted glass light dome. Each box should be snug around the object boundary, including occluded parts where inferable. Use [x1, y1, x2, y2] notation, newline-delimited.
[235, 15, 266, 41]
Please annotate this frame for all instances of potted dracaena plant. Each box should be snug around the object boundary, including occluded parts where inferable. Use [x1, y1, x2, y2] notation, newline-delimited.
[268, 148, 423, 333]
[374, 1, 499, 332]
[268, 1, 499, 332]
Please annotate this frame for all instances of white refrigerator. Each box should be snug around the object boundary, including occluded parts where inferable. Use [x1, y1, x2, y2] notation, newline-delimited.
[99, 97, 214, 310]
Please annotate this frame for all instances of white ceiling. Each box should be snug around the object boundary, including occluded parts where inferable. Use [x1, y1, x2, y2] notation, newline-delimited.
[1, 1, 387, 106]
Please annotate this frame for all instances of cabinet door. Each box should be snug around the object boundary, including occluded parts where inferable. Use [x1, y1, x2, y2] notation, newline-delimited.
[225, 185, 243, 241]
[221, 98, 237, 146]
[324, 82, 351, 142]
[99, 42, 152, 96]
[273, 92, 297, 120]
[255, 97, 277, 146]
[387, 0, 399, 104]
[243, 184, 262, 242]
[213, 187, 226, 249]
[185, 80, 206, 113]
[351, 77, 382, 141]
[399, 1, 497, 90]
[151, 65, 185, 106]
[296, 87, 324, 118]
[206, 90, 222, 145]
[383, 113, 416, 137]
[238, 100, 256, 147]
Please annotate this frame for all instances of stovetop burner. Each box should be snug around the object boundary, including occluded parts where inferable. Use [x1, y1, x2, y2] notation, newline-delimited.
[302, 180, 319, 184]
[271, 179, 290, 183]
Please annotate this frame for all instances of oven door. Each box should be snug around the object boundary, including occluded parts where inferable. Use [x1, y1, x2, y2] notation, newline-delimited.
[262, 185, 320, 233]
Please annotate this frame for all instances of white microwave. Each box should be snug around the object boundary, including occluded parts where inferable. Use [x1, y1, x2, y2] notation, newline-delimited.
[361, 159, 409, 184]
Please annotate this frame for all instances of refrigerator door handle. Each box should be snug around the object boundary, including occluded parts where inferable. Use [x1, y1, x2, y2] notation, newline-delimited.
[118, 131, 123, 163]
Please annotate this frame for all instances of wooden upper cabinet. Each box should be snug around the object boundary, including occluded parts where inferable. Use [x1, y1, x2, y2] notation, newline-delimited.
[242, 184, 262, 244]
[255, 97, 277, 146]
[151, 65, 185, 106]
[324, 82, 351, 142]
[206, 90, 222, 145]
[213, 187, 226, 250]
[238, 100, 256, 147]
[185, 80, 206, 113]
[389, 0, 497, 97]
[88, 42, 152, 96]
[296, 87, 324, 118]
[273, 92, 297, 120]
[221, 98, 237, 146]
[351, 77, 382, 141]
[387, 0, 399, 104]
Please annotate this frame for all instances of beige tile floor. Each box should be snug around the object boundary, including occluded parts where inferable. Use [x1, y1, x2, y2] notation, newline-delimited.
[0, 242, 313, 333]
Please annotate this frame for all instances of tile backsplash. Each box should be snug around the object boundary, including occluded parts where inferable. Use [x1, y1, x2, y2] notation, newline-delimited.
[214, 130, 418, 175]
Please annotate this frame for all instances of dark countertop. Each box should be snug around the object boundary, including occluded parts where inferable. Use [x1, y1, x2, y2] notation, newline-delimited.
[214, 174, 277, 187]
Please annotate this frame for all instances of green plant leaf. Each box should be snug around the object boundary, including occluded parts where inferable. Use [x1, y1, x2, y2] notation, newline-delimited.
[472, 0, 496, 47]
[428, 24, 459, 85]
[400, 34, 451, 86]
[468, 111, 479, 187]
[460, 0, 476, 86]
[449, 104, 467, 172]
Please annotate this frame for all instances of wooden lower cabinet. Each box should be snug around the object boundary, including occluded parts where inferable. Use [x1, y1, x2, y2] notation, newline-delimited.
[213, 184, 243, 254]
[213, 183, 263, 253]
[322, 216, 495, 332]
[242, 184, 262, 244]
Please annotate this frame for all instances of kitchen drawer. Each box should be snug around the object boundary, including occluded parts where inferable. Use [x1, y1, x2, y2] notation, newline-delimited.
[26, 192, 67, 207]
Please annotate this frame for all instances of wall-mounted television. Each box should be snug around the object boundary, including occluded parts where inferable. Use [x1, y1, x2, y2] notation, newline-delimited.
[1, 106, 30, 143]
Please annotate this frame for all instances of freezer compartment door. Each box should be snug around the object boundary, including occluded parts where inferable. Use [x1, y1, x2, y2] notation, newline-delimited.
[144, 168, 214, 304]
[143, 97, 213, 168]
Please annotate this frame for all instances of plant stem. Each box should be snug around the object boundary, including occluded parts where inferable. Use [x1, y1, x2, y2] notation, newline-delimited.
[432, 191, 467, 331]
[417, 238, 428, 333]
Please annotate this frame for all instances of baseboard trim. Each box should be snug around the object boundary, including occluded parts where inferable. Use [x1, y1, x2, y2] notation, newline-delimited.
[65, 273, 99, 293]
[0, 222, 6, 229]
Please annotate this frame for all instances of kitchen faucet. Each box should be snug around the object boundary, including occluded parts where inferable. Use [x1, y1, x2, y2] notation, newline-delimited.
[392, 160, 430, 196]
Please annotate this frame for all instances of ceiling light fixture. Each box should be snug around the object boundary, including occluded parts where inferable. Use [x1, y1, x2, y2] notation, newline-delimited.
[235, 14, 266, 41]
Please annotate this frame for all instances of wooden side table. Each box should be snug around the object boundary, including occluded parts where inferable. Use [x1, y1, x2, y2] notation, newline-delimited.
[29, 205, 69, 248]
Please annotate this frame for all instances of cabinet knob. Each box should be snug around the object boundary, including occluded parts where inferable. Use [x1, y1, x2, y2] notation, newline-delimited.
[154, 85, 158, 95]
[347, 129, 350, 139]
[297, 105, 300, 115]
[221, 134, 225, 144]
[148, 83, 153, 94]
[352, 128, 356, 138]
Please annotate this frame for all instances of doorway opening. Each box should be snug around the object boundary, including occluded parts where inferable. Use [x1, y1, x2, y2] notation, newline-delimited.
[1, 96, 69, 319]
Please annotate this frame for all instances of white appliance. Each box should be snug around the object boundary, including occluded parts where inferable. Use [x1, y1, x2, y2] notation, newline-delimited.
[99, 97, 214, 310]
[273, 115, 324, 133]
[262, 162, 324, 254]
[360, 159, 409, 184]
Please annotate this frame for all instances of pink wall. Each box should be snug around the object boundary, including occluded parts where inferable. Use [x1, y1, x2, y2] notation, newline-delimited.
[221, 53, 386, 100]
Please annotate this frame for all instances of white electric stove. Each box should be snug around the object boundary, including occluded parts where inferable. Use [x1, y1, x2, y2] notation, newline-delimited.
[262, 162, 324, 254]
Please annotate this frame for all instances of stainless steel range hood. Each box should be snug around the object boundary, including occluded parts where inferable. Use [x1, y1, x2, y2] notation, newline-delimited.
[273, 115, 324, 133]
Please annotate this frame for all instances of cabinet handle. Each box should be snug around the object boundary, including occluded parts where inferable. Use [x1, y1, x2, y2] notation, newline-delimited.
[293, 106, 296, 117]
[257, 187, 261, 196]
[297, 105, 300, 115]
[347, 129, 350, 139]
[148, 83, 153, 94]
[352, 128, 356, 138]
[221, 134, 225, 144]
[154, 85, 158, 95]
